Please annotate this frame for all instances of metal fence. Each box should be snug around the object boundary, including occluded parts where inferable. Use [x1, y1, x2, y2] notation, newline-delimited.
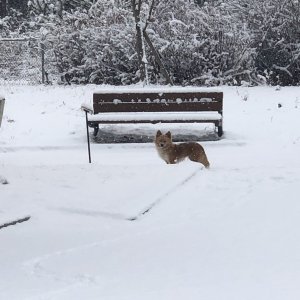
[0, 38, 46, 85]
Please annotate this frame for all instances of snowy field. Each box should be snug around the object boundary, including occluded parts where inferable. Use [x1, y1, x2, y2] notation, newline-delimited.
[1, 84, 300, 300]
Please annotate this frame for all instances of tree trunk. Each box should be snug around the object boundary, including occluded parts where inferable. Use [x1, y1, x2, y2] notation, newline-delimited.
[131, 0, 147, 83]
[143, 30, 173, 85]
[131, 0, 172, 85]
[0, 0, 7, 17]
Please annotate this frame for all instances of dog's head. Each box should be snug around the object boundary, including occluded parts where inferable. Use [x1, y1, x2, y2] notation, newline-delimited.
[155, 130, 172, 149]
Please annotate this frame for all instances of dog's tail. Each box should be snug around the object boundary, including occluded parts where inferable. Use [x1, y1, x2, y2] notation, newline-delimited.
[203, 158, 210, 169]
[189, 152, 210, 169]
[199, 151, 210, 169]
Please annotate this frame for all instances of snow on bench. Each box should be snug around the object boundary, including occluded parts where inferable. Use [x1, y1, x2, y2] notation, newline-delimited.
[87, 111, 222, 122]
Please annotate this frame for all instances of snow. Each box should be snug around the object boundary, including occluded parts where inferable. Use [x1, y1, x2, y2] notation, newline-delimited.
[93, 86, 222, 94]
[1, 84, 300, 300]
[87, 111, 222, 122]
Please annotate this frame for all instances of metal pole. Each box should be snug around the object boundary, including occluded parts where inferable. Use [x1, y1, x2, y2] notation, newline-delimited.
[41, 42, 45, 84]
[85, 111, 92, 163]
[0, 97, 5, 128]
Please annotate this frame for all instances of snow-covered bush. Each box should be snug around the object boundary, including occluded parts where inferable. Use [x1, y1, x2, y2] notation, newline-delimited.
[32, 1, 139, 84]
[236, 0, 300, 85]
[149, 0, 254, 85]
[18, 0, 256, 85]
[1, 0, 300, 86]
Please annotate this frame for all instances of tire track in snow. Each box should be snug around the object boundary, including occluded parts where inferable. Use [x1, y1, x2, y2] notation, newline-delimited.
[53, 168, 202, 222]
[128, 167, 202, 221]
[21, 167, 199, 299]
[23, 225, 170, 298]
[0, 216, 30, 230]
[22, 234, 132, 298]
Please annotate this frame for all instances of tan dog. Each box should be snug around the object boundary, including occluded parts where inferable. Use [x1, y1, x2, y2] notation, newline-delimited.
[155, 130, 210, 168]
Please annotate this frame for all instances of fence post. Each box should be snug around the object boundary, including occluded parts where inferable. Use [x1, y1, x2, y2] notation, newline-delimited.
[0, 96, 5, 128]
[40, 41, 45, 84]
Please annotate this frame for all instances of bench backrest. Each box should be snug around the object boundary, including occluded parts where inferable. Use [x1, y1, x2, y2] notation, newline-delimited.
[93, 92, 223, 115]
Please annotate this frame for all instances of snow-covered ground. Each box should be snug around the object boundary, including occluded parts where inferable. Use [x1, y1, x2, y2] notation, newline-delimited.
[1, 84, 300, 300]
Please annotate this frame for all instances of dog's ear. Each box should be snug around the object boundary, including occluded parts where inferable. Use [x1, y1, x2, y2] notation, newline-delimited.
[166, 131, 172, 139]
[156, 130, 162, 137]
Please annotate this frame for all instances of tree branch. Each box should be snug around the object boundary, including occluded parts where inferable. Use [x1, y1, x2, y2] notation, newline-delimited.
[143, 30, 173, 85]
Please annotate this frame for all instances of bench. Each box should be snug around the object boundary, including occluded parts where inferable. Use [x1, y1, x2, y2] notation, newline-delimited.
[81, 88, 223, 162]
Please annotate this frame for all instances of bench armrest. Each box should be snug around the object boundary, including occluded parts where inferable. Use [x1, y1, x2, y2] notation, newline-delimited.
[81, 103, 93, 114]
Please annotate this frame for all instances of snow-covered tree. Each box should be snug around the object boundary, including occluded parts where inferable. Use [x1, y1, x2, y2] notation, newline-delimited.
[1, 0, 300, 86]
[249, 0, 300, 85]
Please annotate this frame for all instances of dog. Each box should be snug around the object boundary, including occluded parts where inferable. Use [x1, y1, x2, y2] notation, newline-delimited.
[155, 130, 210, 168]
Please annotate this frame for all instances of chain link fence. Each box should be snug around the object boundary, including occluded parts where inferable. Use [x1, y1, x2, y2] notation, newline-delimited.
[0, 37, 54, 85]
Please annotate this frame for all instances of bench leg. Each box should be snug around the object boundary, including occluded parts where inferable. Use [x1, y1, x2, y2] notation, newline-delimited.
[217, 125, 223, 137]
[93, 125, 99, 137]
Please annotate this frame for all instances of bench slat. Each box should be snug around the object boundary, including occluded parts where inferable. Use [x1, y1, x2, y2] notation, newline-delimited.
[93, 102, 222, 114]
[93, 92, 223, 114]
[93, 92, 223, 102]
[88, 112, 222, 122]
[88, 120, 220, 125]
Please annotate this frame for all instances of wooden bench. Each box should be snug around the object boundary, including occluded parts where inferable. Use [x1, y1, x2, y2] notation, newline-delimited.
[81, 89, 223, 162]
